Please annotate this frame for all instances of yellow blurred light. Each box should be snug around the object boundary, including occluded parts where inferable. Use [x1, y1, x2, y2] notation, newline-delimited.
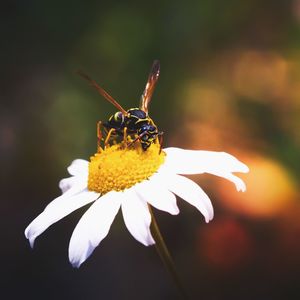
[232, 51, 288, 101]
[180, 81, 232, 121]
[174, 81, 248, 149]
[217, 156, 297, 218]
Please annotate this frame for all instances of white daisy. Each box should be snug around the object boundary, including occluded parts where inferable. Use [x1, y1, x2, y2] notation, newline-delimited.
[25, 143, 249, 268]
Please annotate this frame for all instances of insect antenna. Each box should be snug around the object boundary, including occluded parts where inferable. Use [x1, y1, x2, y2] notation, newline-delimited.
[76, 70, 128, 115]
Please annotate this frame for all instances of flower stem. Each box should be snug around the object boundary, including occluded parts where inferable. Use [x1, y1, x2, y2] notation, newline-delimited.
[148, 204, 189, 299]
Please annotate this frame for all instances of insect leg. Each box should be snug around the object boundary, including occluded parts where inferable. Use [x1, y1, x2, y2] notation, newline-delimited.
[127, 131, 147, 148]
[123, 127, 128, 145]
[97, 121, 103, 152]
[104, 128, 116, 147]
[102, 126, 109, 134]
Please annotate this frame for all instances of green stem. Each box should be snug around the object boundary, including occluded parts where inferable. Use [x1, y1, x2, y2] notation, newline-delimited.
[148, 204, 189, 299]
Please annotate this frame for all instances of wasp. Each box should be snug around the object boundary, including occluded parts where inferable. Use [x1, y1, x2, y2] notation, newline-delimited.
[77, 60, 163, 151]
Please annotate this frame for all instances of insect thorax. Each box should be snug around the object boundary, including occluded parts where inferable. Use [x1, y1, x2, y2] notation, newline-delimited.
[103, 108, 159, 150]
[125, 108, 146, 128]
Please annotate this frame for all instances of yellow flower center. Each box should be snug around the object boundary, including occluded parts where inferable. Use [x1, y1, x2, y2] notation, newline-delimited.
[88, 143, 165, 194]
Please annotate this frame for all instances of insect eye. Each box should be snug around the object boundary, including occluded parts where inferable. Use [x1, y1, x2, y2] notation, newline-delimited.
[141, 125, 148, 131]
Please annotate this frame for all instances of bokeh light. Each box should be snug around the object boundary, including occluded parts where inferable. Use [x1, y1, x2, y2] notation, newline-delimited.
[197, 218, 253, 271]
[217, 155, 297, 218]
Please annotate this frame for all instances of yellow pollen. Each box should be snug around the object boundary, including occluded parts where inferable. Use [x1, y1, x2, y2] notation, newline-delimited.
[88, 143, 165, 194]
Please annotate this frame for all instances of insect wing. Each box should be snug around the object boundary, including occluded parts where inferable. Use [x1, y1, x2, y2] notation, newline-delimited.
[77, 70, 128, 115]
[140, 60, 160, 114]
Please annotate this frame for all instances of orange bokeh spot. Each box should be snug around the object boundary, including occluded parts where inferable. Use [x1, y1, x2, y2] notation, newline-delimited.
[217, 156, 297, 218]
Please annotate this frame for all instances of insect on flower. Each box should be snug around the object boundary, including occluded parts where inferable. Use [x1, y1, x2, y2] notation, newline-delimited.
[77, 60, 163, 151]
[25, 60, 249, 269]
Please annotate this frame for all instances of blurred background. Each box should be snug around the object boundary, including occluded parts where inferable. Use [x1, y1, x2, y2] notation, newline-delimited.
[2, 0, 300, 299]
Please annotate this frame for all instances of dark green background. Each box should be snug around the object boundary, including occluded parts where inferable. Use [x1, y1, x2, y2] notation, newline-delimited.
[2, 1, 300, 299]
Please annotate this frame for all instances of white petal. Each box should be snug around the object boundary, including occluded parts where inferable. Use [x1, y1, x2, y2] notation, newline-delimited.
[134, 179, 179, 215]
[159, 172, 214, 223]
[67, 159, 89, 176]
[59, 175, 87, 195]
[59, 176, 77, 194]
[220, 173, 247, 192]
[25, 189, 99, 248]
[163, 147, 248, 191]
[68, 191, 121, 268]
[121, 189, 155, 246]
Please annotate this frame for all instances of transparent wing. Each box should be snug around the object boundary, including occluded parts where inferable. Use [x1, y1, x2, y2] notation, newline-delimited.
[139, 60, 160, 114]
[77, 70, 127, 115]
